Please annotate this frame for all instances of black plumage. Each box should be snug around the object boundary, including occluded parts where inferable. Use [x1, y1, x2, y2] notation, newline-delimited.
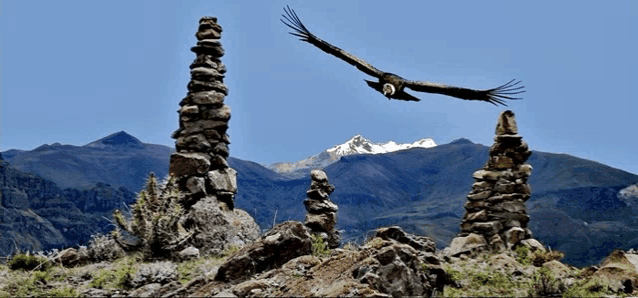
[281, 6, 525, 106]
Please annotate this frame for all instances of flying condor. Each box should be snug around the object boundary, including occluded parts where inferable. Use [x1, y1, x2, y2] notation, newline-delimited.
[281, 6, 525, 106]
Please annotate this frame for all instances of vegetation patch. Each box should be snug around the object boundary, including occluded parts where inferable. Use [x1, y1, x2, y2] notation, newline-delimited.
[514, 245, 532, 266]
[8, 253, 51, 271]
[528, 266, 567, 297]
[311, 234, 330, 257]
[89, 255, 138, 290]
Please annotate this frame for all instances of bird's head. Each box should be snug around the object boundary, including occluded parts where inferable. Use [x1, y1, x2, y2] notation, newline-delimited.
[382, 83, 396, 98]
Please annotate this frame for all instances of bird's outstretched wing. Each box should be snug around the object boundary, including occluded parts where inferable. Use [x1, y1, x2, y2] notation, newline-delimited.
[403, 79, 525, 106]
[281, 6, 384, 78]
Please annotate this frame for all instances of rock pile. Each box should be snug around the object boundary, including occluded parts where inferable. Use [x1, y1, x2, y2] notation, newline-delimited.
[169, 16, 235, 209]
[166, 17, 259, 255]
[449, 110, 540, 255]
[304, 170, 340, 248]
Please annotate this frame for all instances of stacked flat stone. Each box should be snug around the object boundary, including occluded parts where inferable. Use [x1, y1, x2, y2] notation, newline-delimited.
[304, 170, 341, 248]
[169, 16, 236, 209]
[459, 110, 534, 251]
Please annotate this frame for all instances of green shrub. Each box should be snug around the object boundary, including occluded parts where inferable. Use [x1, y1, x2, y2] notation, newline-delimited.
[563, 277, 615, 297]
[89, 256, 137, 290]
[514, 245, 532, 266]
[311, 234, 330, 257]
[47, 286, 78, 297]
[112, 173, 193, 261]
[527, 267, 566, 297]
[8, 253, 51, 271]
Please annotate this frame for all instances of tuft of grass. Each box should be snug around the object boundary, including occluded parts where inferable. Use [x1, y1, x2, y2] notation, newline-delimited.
[222, 245, 240, 258]
[311, 234, 330, 257]
[514, 245, 532, 266]
[563, 277, 615, 297]
[8, 253, 51, 271]
[89, 255, 138, 290]
[443, 264, 463, 283]
[527, 266, 567, 297]
[47, 286, 78, 297]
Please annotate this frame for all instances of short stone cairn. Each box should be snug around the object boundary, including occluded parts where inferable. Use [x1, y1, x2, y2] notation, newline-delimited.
[304, 170, 341, 248]
[447, 110, 544, 256]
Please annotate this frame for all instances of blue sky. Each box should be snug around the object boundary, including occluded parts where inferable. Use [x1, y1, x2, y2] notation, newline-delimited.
[2, 1, 637, 175]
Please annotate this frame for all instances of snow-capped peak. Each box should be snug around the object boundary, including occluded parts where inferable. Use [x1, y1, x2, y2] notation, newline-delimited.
[326, 135, 436, 157]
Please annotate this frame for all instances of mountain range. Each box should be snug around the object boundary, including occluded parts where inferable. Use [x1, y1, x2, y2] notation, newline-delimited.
[2, 131, 638, 266]
[266, 135, 436, 178]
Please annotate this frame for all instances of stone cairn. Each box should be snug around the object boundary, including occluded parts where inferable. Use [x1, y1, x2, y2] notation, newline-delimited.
[304, 170, 341, 248]
[169, 17, 237, 209]
[456, 110, 537, 253]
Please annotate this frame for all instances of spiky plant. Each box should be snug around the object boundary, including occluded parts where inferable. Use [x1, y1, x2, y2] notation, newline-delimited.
[112, 173, 193, 260]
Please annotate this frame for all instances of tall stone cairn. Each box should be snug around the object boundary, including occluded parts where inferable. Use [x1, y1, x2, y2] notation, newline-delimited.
[459, 110, 535, 251]
[304, 170, 341, 248]
[169, 17, 236, 209]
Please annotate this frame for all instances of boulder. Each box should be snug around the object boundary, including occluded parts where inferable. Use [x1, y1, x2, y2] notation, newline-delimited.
[222, 229, 445, 297]
[504, 227, 526, 248]
[495, 110, 518, 135]
[132, 261, 178, 287]
[169, 152, 210, 177]
[129, 283, 162, 297]
[178, 246, 200, 261]
[191, 67, 224, 80]
[184, 197, 259, 255]
[520, 238, 546, 252]
[374, 226, 436, 253]
[184, 90, 225, 106]
[187, 80, 228, 95]
[54, 247, 90, 267]
[189, 55, 220, 71]
[207, 168, 237, 193]
[202, 105, 231, 121]
[303, 198, 338, 213]
[444, 233, 487, 257]
[185, 176, 207, 197]
[215, 221, 313, 283]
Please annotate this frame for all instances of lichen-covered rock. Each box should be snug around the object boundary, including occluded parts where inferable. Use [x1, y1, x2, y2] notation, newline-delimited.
[54, 247, 90, 268]
[444, 233, 488, 257]
[215, 221, 313, 283]
[374, 226, 436, 254]
[183, 197, 259, 255]
[169, 152, 210, 177]
[178, 246, 200, 261]
[132, 261, 178, 287]
[206, 168, 237, 194]
[215, 227, 445, 297]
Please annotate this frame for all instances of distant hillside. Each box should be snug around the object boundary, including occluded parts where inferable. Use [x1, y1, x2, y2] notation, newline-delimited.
[2, 131, 171, 192]
[4, 133, 638, 266]
[0, 158, 135, 255]
[231, 139, 638, 266]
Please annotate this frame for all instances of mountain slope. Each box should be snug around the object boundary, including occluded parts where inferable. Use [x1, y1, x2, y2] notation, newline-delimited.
[266, 135, 436, 178]
[2, 131, 171, 192]
[0, 158, 135, 255]
[4, 133, 638, 266]
[231, 139, 638, 266]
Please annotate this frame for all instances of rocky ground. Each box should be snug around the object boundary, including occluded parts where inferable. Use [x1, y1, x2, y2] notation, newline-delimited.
[1, 224, 638, 297]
